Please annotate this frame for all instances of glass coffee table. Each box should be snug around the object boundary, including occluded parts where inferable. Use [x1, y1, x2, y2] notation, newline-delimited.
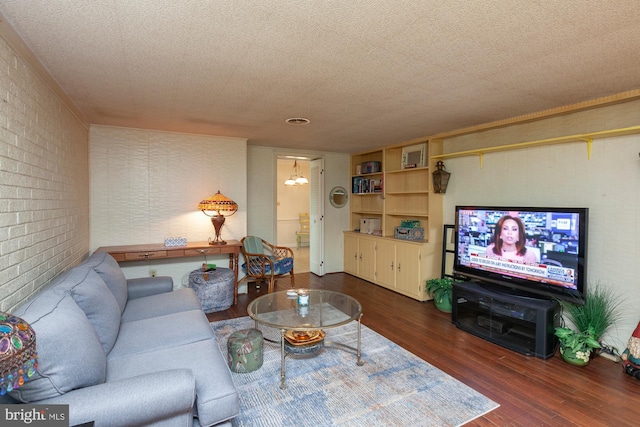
[247, 289, 363, 389]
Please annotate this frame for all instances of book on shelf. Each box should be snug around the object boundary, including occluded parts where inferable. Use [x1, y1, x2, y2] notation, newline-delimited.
[352, 177, 383, 194]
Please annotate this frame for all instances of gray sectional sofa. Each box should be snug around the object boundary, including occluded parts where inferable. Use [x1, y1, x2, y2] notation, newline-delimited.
[3, 251, 239, 426]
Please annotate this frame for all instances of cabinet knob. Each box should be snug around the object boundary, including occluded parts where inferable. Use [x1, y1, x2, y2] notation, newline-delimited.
[390, 261, 394, 270]
[397, 262, 401, 272]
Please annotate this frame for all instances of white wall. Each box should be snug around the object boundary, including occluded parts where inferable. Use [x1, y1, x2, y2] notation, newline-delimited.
[0, 35, 89, 311]
[322, 152, 351, 273]
[442, 100, 640, 351]
[89, 125, 247, 287]
[247, 146, 277, 243]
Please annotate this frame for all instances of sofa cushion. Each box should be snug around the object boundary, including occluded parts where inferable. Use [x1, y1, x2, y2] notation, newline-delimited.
[121, 287, 201, 323]
[69, 267, 121, 353]
[126, 276, 174, 300]
[108, 309, 214, 360]
[10, 291, 107, 403]
[107, 338, 239, 426]
[83, 251, 128, 313]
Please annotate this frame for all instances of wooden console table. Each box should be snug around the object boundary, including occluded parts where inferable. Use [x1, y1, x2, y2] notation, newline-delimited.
[95, 240, 242, 305]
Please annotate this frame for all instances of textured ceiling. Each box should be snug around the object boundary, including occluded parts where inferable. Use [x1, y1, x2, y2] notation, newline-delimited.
[1, 1, 640, 153]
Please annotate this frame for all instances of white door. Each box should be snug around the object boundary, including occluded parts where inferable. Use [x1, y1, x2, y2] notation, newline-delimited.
[310, 158, 324, 276]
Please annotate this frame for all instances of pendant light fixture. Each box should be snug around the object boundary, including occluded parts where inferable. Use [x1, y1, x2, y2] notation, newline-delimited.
[284, 160, 308, 186]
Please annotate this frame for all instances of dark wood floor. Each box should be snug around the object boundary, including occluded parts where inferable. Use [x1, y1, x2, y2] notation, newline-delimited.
[208, 272, 639, 426]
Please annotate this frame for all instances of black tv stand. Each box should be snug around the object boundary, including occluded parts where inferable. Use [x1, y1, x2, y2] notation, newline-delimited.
[452, 281, 560, 359]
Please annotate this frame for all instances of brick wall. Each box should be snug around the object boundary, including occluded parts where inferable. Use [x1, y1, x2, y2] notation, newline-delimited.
[0, 36, 89, 311]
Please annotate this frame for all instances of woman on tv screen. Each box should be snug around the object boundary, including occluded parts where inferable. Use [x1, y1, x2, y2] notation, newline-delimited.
[485, 215, 537, 264]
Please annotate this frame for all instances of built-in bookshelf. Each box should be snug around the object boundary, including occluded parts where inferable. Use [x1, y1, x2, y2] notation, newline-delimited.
[344, 138, 444, 301]
[348, 139, 443, 242]
[350, 149, 384, 233]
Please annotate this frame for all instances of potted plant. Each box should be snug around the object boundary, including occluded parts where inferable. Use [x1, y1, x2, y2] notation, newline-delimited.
[555, 283, 624, 366]
[555, 326, 601, 366]
[426, 277, 454, 313]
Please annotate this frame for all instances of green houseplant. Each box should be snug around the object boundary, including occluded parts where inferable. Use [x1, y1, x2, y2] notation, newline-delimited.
[555, 283, 624, 366]
[426, 277, 454, 313]
[555, 326, 601, 366]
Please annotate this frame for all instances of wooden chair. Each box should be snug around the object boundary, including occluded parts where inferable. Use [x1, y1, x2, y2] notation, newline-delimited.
[239, 236, 295, 293]
[296, 213, 310, 249]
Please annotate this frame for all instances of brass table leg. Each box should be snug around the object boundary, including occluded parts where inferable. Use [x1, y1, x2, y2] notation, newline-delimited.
[357, 313, 364, 366]
[280, 328, 287, 389]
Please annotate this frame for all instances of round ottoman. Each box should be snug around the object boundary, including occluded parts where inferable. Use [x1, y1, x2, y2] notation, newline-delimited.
[188, 268, 235, 313]
[227, 328, 263, 373]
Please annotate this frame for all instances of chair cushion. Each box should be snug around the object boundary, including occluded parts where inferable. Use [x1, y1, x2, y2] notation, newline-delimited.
[242, 256, 293, 275]
[271, 256, 293, 274]
[243, 236, 263, 254]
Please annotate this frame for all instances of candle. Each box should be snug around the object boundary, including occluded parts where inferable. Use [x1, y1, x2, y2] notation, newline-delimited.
[297, 290, 309, 307]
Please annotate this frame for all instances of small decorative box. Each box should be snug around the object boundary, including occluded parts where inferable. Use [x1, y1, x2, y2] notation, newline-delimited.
[361, 161, 381, 174]
[164, 237, 187, 247]
[400, 219, 421, 228]
[394, 227, 425, 241]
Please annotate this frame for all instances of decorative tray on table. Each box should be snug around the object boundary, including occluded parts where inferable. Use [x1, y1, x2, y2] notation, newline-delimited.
[284, 329, 326, 346]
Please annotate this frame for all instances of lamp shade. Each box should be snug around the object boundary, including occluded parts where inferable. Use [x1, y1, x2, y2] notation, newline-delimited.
[0, 312, 38, 395]
[198, 191, 238, 216]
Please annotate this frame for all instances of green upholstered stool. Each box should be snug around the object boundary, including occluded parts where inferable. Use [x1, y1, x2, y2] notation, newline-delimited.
[227, 328, 264, 373]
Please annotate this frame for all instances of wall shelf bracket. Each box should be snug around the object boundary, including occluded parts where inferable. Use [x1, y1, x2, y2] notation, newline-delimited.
[580, 138, 593, 159]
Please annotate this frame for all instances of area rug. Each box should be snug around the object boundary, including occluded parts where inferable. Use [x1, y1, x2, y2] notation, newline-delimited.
[211, 317, 499, 426]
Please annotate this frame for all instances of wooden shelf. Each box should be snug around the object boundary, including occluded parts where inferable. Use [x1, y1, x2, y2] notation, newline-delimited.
[386, 191, 429, 195]
[431, 125, 640, 167]
[385, 166, 429, 174]
[352, 172, 383, 177]
[352, 210, 382, 215]
[386, 212, 429, 218]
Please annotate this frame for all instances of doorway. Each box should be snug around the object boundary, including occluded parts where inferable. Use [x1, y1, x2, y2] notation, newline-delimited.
[276, 157, 311, 272]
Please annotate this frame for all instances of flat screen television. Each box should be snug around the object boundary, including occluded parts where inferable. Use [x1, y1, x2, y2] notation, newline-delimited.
[453, 206, 588, 304]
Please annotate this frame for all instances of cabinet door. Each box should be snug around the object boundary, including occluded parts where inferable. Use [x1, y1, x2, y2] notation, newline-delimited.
[344, 234, 359, 275]
[395, 243, 424, 299]
[376, 239, 396, 289]
[359, 237, 376, 283]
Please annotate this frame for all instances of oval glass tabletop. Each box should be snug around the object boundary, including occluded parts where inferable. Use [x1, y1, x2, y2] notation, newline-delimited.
[247, 289, 362, 331]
